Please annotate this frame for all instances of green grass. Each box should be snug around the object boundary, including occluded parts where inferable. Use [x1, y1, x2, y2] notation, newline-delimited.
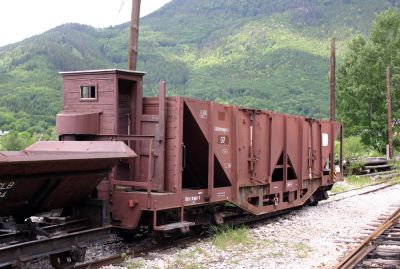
[394, 161, 400, 170]
[293, 242, 312, 258]
[192, 246, 206, 256]
[331, 176, 374, 193]
[166, 253, 205, 269]
[331, 170, 400, 193]
[346, 175, 376, 187]
[210, 225, 252, 250]
[331, 184, 348, 193]
[389, 176, 400, 184]
[121, 253, 145, 269]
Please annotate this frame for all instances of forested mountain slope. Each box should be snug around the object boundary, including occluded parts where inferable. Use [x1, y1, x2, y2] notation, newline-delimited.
[0, 0, 398, 138]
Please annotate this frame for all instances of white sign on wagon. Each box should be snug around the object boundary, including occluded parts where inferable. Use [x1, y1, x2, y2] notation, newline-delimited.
[322, 133, 329, 147]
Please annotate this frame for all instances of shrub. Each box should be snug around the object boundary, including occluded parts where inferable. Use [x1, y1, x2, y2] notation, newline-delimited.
[346, 161, 364, 175]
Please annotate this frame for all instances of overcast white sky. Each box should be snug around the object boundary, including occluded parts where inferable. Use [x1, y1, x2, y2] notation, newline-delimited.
[0, 0, 172, 47]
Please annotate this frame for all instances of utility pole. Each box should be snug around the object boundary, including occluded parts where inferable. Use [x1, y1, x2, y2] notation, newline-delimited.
[128, 0, 141, 70]
[386, 65, 393, 159]
[330, 37, 336, 121]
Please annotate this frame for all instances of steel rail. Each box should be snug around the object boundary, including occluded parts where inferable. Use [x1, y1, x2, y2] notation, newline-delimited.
[0, 226, 112, 267]
[0, 218, 89, 245]
[329, 179, 393, 197]
[75, 254, 125, 269]
[330, 171, 399, 197]
[76, 205, 304, 269]
[76, 182, 400, 269]
[324, 182, 400, 204]
[335, 208, 400, 269]
[75, 235, 198, 269]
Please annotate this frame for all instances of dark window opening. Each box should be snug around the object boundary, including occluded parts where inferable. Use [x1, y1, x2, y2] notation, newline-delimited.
[323, 156, 331, 175]
[272, 152, 298, 181]
[182, 103, 209, 189]
[272, 168, 283, 182]
[287, 168, 297, 180]
[214, 156, 232, 188]
[248, 196, 260, 207]
[80, 85, 97, 100]
[116, 79, 135, 184]
[287, 157, 298, 180]
[272, 152, 284, 182]
[283, 192, 289, 202]
[262, 194, 277, 206]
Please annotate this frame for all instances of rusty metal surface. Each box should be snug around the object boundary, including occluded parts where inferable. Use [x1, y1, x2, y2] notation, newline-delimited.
[57, 69, 343, 231]
[0, 141, 136, 176]
[0, 141, 136, 219]
[56, 111, 100, 135]
[109, 94, 342, 226]
[153, 221, 195, 231]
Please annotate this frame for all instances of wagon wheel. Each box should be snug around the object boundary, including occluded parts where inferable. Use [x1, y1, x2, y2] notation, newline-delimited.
[190, 225, 204, 235]
[306, 195, 319, 206]
[49, 251, 76, 269]
[117, 228, 148, 242]
[154, 230, 174, 245]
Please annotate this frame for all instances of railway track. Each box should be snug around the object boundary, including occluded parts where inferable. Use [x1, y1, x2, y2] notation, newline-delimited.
[1, 178, 388, 268]
[325, 181, 400, 204]
[335, 207, 400, 268]
[0, 225, 112, 269]
[76, 181, 400, 269]
[0, 218, 90, 247]
[75, 235, 198, 269]
[77, 212, 297, 269]
[329, 170, 399, 197]
[329, 178, 394, 197]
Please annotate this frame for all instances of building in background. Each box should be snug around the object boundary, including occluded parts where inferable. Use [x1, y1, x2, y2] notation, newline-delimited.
[0, 131, 10, 149]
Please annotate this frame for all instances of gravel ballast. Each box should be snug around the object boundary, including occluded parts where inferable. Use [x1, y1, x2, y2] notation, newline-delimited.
[108, 184, 400, 269]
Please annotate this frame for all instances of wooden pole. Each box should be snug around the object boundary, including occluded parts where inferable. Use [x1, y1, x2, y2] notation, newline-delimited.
[128, 0, 141, 70]
[386, 65, 393, 159]
[330, 37, 336, 121]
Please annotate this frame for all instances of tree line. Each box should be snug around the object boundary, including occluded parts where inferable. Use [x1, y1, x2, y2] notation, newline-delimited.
[337, 9, 400, 152]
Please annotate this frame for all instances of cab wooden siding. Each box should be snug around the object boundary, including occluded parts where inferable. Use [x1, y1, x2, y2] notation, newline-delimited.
[62, 74, 117, 134]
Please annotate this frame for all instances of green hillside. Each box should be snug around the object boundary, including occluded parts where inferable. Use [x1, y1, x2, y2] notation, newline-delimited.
[0, 0, 399, 146]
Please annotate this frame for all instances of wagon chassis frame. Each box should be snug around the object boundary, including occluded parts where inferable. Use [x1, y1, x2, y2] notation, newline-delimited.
[0, 224, 111, 268]
[0, 198, 114, 268]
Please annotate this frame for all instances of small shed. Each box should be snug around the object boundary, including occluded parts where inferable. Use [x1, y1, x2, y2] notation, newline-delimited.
[56, 69, 145, 137]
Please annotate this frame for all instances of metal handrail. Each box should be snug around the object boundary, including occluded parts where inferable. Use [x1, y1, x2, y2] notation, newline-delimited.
[101, 135, 155, 192]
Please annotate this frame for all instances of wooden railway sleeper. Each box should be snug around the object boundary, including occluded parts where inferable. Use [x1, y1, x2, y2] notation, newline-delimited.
[49, 243, 87, 269]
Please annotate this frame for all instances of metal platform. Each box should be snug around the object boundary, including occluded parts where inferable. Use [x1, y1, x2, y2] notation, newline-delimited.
[154, 221, 195, 231]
